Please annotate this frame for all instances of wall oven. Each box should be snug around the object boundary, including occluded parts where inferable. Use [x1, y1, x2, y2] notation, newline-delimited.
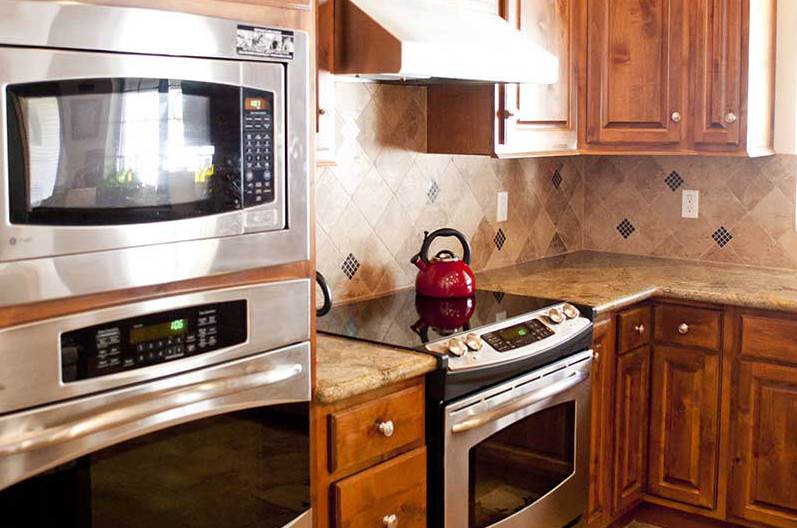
[0, 280, 312, 528]
[0, 0, 310, 307]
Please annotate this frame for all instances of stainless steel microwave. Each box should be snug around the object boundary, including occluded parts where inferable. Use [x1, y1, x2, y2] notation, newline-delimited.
[0, 1, 310, 307]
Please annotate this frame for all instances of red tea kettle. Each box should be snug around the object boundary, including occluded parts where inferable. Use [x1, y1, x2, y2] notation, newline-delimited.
[411, 228, 475, 298]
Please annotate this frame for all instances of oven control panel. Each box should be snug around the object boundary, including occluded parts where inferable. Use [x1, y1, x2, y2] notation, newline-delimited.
[60, 301, 247, 382]
[241, 88, 275, 207]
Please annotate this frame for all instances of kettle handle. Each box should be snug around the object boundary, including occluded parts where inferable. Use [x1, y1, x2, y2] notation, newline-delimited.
[315, 271, 333, 317]
[415, 228, 471, 265]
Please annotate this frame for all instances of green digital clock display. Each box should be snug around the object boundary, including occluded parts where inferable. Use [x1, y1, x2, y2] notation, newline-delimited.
[130, 318, 188, 344]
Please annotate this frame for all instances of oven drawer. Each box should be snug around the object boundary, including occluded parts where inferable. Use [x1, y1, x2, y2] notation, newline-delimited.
[618, 305, 652, 354]
[328, 384, 425, 474]
[654, 304, 721, 351]
[333, 447, 426, 528]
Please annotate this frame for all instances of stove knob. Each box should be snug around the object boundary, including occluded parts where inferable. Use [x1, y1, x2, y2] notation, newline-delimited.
[447, 338, 467, 357]
[465, 333, 484, 351]
[562, 303, 580, 319]
[548, 308, 565, 324]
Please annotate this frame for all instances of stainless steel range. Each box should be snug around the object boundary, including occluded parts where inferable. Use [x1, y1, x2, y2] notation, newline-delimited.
[318, 289, 594, 528]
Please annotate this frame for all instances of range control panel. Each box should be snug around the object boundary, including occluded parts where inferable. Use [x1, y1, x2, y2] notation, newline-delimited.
[241, 88, 275, 207]
[60, 300, 247, 382]
[482, 319, 555, 352]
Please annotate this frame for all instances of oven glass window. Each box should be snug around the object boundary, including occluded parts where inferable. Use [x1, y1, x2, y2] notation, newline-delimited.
[0, 404, 310, 528]
[468, 401, 575, 528]
[6, 78, 242, 225]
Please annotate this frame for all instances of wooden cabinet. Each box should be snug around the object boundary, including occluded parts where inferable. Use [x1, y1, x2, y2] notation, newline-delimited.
[647, 345, 721, 509]
[312, 379, 427, 528]
[654, 304, 722, 352]
[582, 0, 689, 148]
[427, 0, 578, 157]
[730, 361, 797, 527]
[617, 305, 652, 354]
[580, 0, 775, 155]
[587, 316, 615, 528]
[612, 344, 651, 516]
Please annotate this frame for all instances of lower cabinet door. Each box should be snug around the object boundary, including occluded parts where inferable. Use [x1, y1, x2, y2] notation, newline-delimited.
[612, 346, 651, 516]
[647, 346, 720, 509]
[731, 361, 797, 527]
[587, 318, 614, 527]
[333, 447, 426, 528]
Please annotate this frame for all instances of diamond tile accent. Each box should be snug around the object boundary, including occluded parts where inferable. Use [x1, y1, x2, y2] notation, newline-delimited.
[552, 168, 563, 190]
[427, 179, 440, 204]
[341, 253, 360, 280]
[712, 226, 733, 248]
[492, 290, 505, 303]
[617, 219, 636, 239]
[665, 171, 684, 191]
[493, 228, 506, 251]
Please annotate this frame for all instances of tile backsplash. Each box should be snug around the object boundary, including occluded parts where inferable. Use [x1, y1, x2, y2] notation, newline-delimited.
[316, 82, 584, 303]
[318, 82, 797, 303]
[584, 155, 797, 269]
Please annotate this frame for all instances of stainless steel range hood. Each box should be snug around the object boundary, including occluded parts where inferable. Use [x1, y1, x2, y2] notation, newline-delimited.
[332, 0, 559, 84]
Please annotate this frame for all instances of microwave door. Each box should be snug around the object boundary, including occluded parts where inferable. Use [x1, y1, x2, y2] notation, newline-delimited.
[0, 47, 285, 262]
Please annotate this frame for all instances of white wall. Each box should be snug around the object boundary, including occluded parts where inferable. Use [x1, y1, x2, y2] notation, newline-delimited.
[775, 0, 797, 154]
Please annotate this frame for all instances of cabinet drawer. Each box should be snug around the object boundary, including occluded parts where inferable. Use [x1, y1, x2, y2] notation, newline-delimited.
[328, 384, 425, 474]
[654, 304, 721, 351]
[617, 306, 652, 354]
[333, 447, 427, 528]
[739, 313, 797, 364]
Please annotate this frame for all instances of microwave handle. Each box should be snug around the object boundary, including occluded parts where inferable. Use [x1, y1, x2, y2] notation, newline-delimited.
[451, 369, 588, 434]
[0, 363, 303, 457]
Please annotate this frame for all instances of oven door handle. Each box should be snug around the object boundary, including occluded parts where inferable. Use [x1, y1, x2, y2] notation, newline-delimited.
[451, 370, 588, 434]
[0, 363, 304, 457]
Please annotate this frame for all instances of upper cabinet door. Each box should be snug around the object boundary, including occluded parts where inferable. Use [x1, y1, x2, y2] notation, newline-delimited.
[584, 0, 689, 146]
[497, 0, 578, 155]
[691, 0, 743, 149]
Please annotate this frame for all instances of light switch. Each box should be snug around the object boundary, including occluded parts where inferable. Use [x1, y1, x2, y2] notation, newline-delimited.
[497, 192, 508, 223]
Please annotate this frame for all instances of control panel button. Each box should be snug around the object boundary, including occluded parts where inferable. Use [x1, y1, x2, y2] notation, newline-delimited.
[562, 303, 580, 319]
[465, 333, 484, 351]
[447, 338, 467, 357]
[548, 308, 565, 324]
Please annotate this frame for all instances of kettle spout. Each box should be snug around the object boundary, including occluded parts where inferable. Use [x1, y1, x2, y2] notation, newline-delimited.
[411, 254, 427, 270]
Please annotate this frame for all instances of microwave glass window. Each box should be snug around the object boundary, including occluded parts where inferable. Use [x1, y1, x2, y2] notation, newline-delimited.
[6, 79, 243, 224]
[0, 404, 310, 528]
[468, 401, 576, 528]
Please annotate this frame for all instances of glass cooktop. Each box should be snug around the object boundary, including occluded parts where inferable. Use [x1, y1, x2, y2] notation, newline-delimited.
[317, 288, 567, 350]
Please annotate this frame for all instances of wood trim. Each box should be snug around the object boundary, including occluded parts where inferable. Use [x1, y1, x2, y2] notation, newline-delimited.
[0, 260, 311, 329]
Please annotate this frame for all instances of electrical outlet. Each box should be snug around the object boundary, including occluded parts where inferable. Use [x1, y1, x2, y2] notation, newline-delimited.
[682, 190, 699, 218]
[497, 192, 508, 223]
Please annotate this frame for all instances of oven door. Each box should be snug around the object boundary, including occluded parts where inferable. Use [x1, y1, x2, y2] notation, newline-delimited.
[444, 351, 592, 528]
[0, 46, 286, 263]
[0, 342, 311, 528]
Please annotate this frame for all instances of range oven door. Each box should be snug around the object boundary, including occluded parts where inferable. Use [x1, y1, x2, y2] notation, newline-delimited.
[0, 342, 311, 528]
[0, 46, 286, 263]
[444, 351, 592, 528]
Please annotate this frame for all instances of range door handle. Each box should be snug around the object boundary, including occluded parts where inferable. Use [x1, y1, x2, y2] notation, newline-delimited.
[451, 370, 588, 434]
[0, 363, 304, 457]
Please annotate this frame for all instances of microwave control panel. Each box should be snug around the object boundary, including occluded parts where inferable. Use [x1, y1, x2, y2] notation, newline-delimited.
[60, 300, 247, 382]
[242, 88, 275, 207]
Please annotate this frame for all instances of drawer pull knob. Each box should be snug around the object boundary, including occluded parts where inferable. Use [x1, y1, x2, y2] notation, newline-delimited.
[634, 324, 645, 335]
[377, 420, 395, 438]
[677, 323, 689, 335]
[671, 111, 682, 123]
[725, 111, 737, 123]
[383, 514, 398, 528]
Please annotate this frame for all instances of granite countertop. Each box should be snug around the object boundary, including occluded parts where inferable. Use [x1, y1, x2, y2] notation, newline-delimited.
[314, 334, 437, 404]
[477, 250, 797, 315]
[315, 250, 797, 403]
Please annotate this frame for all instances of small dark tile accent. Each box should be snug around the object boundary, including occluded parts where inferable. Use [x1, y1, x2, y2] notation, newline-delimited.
[493, 228, 506, 251]
[492, 291, 505, 303]
[427, 179, 440, 204]
[341, 253, 360, 280]
[712, 226, 733, 248]
[665, 171, 684, 191]
[616, 219, 636, 239]
[552, 168, 563, 190]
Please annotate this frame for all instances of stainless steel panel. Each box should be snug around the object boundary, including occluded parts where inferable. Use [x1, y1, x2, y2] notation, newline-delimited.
[0, 47, 286, 262]
[444, 351, 593, 528]
[0, 341, 311, 491]
[0, 279, 310, 414]
[0, 0, 310, 306]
